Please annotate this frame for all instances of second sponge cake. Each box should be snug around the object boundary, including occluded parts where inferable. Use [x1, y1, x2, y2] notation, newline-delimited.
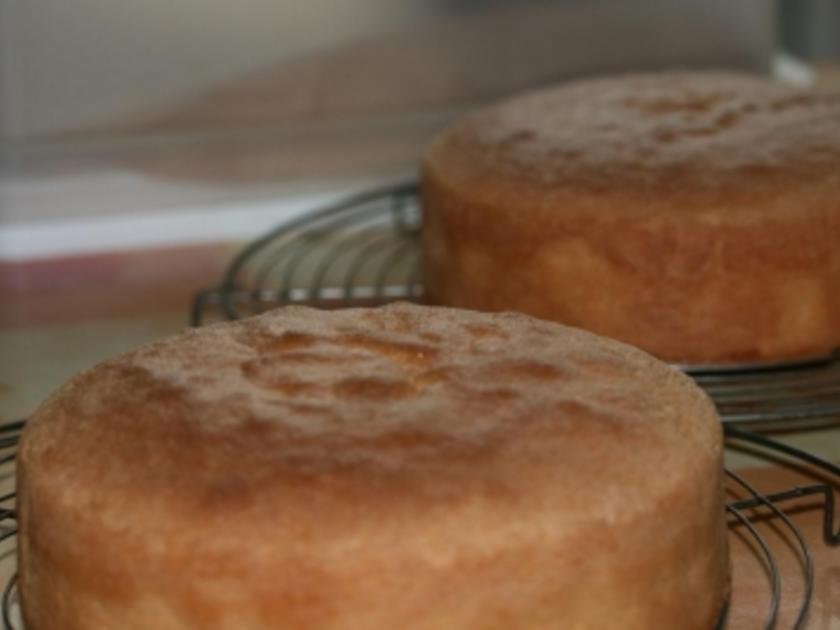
[422, 72, 840, 364]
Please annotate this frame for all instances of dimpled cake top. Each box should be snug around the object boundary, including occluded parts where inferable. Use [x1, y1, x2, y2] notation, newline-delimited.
[425, 71, 840, 203]
[18, 303, 730, 630]
[23, 303, 719, 543]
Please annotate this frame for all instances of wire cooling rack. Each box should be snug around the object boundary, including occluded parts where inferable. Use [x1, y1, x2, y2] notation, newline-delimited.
[5, 182, 838, 628]
[191, 180, 840, 429]
[0, 421, 836, 629]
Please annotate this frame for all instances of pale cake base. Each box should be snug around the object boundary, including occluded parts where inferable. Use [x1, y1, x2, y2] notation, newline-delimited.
[18, 303, 728, 629]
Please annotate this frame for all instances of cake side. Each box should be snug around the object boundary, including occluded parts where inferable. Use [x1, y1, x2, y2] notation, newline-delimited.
[422, 72, 840, 363]
[422, 159, 840, 363]
[18, 303, 728, 629]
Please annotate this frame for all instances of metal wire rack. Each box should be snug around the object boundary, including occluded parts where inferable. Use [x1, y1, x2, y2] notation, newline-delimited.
[191, 180, 840, 429]
[4, 182, 838, 627]
[191, 181, 423, 324]
[0, 420, 836, 629]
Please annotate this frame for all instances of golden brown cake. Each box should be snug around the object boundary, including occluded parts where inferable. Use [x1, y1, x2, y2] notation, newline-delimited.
[18, 303, 728, 629]
[422, 71, 840, 364]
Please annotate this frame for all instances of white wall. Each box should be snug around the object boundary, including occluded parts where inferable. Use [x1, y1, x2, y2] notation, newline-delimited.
[0, 0, 775, 141]
[1, 0, 18, 139]
[0, 0, 428, 139]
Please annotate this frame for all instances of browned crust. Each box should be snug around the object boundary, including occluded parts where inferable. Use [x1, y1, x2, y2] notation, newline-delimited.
[19, 303, 727, 629]
[422, 72, 840, 363]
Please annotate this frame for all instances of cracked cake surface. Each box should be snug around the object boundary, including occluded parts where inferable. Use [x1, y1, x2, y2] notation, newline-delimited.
[18, 303, 728, 629]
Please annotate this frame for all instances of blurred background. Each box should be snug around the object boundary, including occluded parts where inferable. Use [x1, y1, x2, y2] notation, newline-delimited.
[2, 0, 839, 256]
[1, 0, 839, 420]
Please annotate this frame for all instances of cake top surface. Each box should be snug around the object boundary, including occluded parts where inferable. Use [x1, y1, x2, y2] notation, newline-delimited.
[424, 71, 840, 203]
[23, 303, 720, 542]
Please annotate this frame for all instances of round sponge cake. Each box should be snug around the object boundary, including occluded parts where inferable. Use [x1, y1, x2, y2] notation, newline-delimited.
[18, 303, 727, 629]
[422, 72, 840, 364]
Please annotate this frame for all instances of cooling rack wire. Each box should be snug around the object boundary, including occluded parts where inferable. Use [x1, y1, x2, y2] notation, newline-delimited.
[4, 182, 839, 628]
